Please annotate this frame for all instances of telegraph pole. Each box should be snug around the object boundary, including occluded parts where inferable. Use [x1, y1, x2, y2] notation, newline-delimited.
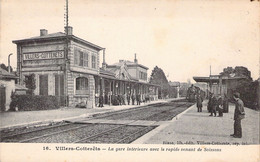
[209, 65, 212, 94]
[64, 0, 69, 106]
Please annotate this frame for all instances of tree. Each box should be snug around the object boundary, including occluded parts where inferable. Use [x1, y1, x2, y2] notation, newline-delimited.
[220, 66, 252, 81]
[24, 74, 36, 95]
[149, 66, 170, 98]
[220, 66, 258, 109]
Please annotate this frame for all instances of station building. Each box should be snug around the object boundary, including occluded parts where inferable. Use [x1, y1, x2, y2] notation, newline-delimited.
[99, 54, 159, 105]
[193, 75, 248, 98]
[13, 27, 159, 108]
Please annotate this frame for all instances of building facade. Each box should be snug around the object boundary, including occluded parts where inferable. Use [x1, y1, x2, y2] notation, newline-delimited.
[0, 68, 17, 111]
[13, 27, 159, 108]
[193, 75, 248, 98]
[13, 27, 103, 108]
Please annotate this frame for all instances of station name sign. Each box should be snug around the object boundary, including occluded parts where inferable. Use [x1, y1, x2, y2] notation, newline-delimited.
[23, 51, 64, 61]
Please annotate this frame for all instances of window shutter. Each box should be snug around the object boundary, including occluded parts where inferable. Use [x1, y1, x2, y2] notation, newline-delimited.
[74, 48, 79, 65]
[79, 51, 83, 66]
[84, 52, 89, 67]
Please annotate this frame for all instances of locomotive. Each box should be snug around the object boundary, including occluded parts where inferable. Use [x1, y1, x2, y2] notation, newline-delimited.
[186, 85, 206, 102]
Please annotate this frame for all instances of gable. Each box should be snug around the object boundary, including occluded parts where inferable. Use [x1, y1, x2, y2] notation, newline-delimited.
[115, 63, 132, 80]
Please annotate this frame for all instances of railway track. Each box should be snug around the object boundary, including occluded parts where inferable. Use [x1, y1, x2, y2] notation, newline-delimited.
[0, 100, 193, 143]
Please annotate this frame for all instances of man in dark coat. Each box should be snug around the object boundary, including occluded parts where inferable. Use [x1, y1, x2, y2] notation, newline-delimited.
[207, 92, 213, 113]
[196, 93, 203, 112]
[209, 93, 217, 117]
[137, 93, 141, 105]
[217, 96, 223, 117]
[127, 93, 131, 105]
[136, 93, 139, 105]
[118, 94, 122, 105]
[230, 92, 245, 138]
[131, 93, 135, 105]
[98, 93, 104, 107]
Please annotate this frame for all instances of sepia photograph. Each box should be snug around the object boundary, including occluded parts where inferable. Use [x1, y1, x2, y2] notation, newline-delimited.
[0, 0, 259, 161]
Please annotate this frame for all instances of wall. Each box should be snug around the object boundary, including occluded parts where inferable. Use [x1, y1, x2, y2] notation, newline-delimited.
[127, 67, 137, 80]
[18, 40, 65, 86]
[16, 38, 101, 108]
[69, 41, 99, 75]
[67, 72, 95, 108]
[137, 66, 148, 82]
[22, 71, 63, 95]
[0, 79, 15, 111]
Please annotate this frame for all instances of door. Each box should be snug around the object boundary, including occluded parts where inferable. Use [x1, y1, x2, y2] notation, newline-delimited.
[0, 86, 6, 111]
[39, 75, 48, 96]
[55, 74, 65, 106]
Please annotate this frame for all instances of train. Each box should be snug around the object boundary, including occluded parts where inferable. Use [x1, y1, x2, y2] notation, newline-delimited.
[186, 85, 206, 102]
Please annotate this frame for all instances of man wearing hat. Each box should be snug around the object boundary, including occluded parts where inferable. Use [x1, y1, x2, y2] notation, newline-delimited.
[230, 92, 245, 138]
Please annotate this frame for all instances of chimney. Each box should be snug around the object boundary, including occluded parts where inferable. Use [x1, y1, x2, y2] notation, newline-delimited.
[40, 29, 48, 36]
[102, 48, 107, 70]
[65, 26, 73, 35]
[134, 53, 138, 63]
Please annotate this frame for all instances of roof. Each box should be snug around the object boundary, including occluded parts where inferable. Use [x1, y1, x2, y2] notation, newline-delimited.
[99, 68, 116, 79]
[0, 68, 18, 79]
[109, 60, 149, 70]
[169, 81, 180, 87]
[99, 68, 160, 87]
[12, 32, 103, 50]
[193, 75, 248, 83]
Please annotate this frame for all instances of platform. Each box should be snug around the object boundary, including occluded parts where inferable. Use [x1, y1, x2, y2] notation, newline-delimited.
[132, 101, 260, 145]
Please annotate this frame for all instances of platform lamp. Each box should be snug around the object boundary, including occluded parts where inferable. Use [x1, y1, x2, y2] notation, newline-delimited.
[8, 53, 13, 73]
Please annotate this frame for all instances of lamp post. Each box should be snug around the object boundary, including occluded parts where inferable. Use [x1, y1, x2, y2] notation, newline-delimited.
[8, 53, 13, 73]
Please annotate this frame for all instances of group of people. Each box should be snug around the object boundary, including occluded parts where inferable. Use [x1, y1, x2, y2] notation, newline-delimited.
[196, 91, 245, 138]
[98, 92, 151, 107]
[207, 93, 228, 117]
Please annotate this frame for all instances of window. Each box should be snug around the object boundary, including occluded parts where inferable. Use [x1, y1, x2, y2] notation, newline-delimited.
[79, 51, 84, 66]
[139, 71, 147, 80]
[92, 55, 96, 69]
[83, 52, 89, 67]
[74, 49, 79, 65]
[76, 77, 88, 95]
[74, 48, 90, 67]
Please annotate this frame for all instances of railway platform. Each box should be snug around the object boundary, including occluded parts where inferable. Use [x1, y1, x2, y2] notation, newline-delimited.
[133, 101, 260, 145]
[0, 98, 183, 130]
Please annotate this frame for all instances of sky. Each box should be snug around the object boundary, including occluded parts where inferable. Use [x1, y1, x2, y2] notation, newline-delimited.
[0, 0, 259, 82]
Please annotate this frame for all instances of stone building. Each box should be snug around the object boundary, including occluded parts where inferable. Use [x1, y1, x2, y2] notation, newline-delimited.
[97, 53, 159, 105]
[193, 75, 248, 98]
[0, 67, 17, 111]
[168, 81, 180, 98]
[13, 27, 103, 108]
[13, 27, 159, 108]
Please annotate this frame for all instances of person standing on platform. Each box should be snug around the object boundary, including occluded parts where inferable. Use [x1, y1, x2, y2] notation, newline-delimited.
[127, 92, 131, 105]
[131, 93, 135, 105]
[209, 93, 217, 117]
[122, 94, 126, 105]
[99, 93, 104, 107]
[118, 94, 122, 105]
[196, 93, 203, 112]
[217, 95, 223, 117]
[231, 92, 245, 138]
[136, 93, 139, 105]
[207, 93, 213, 113]
[137, 93, 141, 105]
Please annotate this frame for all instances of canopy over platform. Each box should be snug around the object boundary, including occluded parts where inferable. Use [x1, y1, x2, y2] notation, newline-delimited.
[193, 75, 247, 83]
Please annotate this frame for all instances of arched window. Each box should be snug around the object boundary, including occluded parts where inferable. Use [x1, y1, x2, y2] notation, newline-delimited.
[76, 77, 88, 95]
